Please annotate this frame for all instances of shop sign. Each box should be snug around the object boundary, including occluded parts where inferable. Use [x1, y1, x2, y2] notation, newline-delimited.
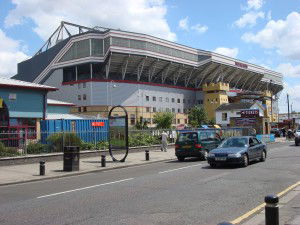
[91, 122, 105, 127]
[235, 118, 256, 126]
[235, 62, 248, 69]
[241, 109, 259, 118]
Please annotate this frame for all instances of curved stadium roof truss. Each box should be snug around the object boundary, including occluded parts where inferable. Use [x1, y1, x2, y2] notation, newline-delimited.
[23, 22, 282, 94]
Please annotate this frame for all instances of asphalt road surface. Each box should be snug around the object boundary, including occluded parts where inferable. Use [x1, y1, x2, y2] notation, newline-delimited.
[0, 142, 299, 225]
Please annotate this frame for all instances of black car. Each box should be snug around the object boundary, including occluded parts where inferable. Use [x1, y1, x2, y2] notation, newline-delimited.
[207, 136, 267, 167]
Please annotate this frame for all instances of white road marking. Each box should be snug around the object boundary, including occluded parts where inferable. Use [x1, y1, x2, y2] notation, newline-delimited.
[37, 178, 134, 199]
[158, 164, 203, 174]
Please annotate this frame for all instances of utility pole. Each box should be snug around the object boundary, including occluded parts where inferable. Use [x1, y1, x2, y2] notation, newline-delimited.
[287, 94, 290, 129]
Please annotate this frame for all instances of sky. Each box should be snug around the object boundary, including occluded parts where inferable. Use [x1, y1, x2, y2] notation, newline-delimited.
[0, 0, 299, 113]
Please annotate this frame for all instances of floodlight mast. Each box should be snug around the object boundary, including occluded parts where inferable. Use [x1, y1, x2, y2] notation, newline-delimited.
[34, 21, 110, 56]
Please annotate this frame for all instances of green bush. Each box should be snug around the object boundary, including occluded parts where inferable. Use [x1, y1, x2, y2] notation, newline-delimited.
[46, 133, 82, 152]
[0, 142, 21, 157]
[26, 142, 48, 154]
[128, 133, 160, 147]
[96, 141, 109, 150]
[80, 142, 95, 150]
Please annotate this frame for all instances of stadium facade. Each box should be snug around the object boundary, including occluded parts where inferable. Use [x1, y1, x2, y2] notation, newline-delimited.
[14, 22, 284, 127]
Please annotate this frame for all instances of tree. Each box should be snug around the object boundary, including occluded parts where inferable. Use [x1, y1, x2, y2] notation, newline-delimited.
[153, 112, 174, 129]
[188, 105, 208, 127]
[135, 117, 148, 130]
[208, 118, 216, 125]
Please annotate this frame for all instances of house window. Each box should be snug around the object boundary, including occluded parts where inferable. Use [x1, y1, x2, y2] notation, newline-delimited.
[172, 98, 175, 103]
[83, 94, 87, 100]
[178, 108, 181, 113]
[185, 119, 188, 123]
[166, 108, 170, 112]
[177, 99, 180, 103]
[130, 114, 136, 125]
[146, 107, 150, 112]
[177, 119, 180, 124]
[146, 96, 149, 101]
[83, 83, 86, 88]
[9, 93, 17, 100]
[78, 107, 82, 112]
[153, 96, 156, 101]
[153, 107, 157, 112]
[166, 97, 169, 102]
[172, 108, 175, 113]
[222, 113, 228, 121]
[78, 83, 81, 89]
[83, 107, 87, 112]
[78, 95, 81, 100]
[159, 97, 162, 102]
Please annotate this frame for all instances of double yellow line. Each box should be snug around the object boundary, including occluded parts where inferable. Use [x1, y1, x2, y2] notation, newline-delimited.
[230, 181, 300, 224]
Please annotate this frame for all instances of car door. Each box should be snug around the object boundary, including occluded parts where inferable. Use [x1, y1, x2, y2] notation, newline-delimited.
[248, 137, 257, 160]
[253, 137, 262, 158]
[199, 131, 214, 151]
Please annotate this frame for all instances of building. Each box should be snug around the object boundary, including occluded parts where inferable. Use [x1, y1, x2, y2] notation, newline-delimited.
[13, 21, 284, 127]
[0, 77, 57, 146]
[216, 102, 269, 134]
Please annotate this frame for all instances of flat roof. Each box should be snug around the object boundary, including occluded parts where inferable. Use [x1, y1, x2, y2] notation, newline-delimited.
[0, 77, 57, 91]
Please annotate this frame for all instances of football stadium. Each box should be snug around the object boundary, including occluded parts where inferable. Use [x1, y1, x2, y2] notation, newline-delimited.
[13, 21, 284, 127]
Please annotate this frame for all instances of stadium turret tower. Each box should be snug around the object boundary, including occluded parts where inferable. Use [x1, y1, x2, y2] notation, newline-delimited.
[203, 82, 229, 120]
[262, 90, 274, 121]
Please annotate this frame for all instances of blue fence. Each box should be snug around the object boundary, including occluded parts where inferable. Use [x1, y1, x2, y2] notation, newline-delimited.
[40, 119, 109, 144]
[256, 134, 275, 143]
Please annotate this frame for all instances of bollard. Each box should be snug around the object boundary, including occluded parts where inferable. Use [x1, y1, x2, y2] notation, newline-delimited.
[265, 195, 279, 225]
[217, 222, 234, 225]
[145, 150, 149, 161]
[40, 161, 45, 176]
[101, 154, 106, 167]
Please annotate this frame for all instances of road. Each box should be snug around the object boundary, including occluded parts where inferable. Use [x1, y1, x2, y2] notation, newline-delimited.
[0, 142, 299, 225]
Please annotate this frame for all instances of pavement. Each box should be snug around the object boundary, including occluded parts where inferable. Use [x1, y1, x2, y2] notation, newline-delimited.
[0, 148, 176, 186]
[241, 183, 300, 225]
[0, 142, 299, 225]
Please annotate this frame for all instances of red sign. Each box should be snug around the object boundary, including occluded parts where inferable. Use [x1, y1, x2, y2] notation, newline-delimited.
[241, 109, 259, 118]
[235, 62, 248, 69]
[91, 122, 105, 127]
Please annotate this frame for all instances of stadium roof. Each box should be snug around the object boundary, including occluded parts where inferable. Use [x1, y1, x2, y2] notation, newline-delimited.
[13, 21, 284, 94]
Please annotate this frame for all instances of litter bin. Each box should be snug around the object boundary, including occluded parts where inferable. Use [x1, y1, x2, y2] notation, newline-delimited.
[63, 146, 80, 171]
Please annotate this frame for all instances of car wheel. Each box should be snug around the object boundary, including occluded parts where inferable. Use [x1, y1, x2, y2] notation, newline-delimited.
[242, 154, 249, 167]
[260, 150, 266, 162]
[209, 163, 216, 168]
[202, 150, 208, 160]
[177, 156, 185, 162]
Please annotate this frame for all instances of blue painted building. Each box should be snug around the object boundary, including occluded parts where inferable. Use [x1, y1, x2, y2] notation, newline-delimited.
[0, 77, 57, 146]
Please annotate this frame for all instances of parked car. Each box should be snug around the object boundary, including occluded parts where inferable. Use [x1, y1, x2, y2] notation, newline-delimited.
[175, 129, 222, 161]
[207, 136, 267, 168]
[295, 128, 300, 146]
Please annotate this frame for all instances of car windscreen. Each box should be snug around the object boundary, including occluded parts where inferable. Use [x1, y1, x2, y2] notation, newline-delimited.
[178, 132, 198, 142]
[220, 137, 248, 148]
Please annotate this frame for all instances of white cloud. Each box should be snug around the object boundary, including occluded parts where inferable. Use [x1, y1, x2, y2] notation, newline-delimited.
[0, 29, 29, 77]
[191, 24, 208, 34]
[5, 0, 177, 42]
[214, 47, 239, 58]
[276, 63, 300, 78]
[267, 10, 272, 21]
[178, 17, 189, 30]
[242, 12, 300, 60]
[234, 11, 265, 28]
[246, 0, 264, 10]
[278, 82, 300, 112]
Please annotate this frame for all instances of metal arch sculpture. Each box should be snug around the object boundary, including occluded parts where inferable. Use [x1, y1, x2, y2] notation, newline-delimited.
[108, 105, 129, 162]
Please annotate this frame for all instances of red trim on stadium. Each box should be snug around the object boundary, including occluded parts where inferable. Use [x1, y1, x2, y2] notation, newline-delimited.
[62, 79, 202, 91]
[0, 84, 58, 91]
